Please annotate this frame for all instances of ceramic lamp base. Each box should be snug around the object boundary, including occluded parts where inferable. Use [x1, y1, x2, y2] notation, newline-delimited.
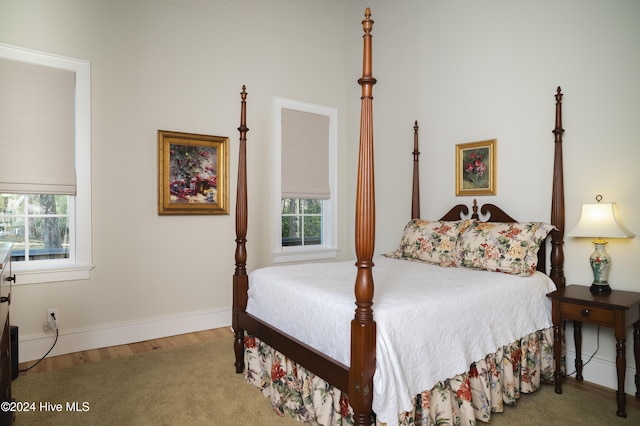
[590, 283, 611, 296]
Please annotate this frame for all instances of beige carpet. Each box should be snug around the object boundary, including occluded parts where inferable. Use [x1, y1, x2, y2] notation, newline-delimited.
[11, 335, 640, 425]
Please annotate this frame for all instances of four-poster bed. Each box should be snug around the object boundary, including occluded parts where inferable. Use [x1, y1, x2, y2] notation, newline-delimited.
[233, 8, 566, 426]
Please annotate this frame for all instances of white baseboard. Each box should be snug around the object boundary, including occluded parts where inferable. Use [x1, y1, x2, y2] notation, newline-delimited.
[565, 349, 638, 395]
[17, 307, 232, 363]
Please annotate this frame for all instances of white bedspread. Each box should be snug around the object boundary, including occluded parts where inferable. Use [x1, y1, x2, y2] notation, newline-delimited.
[246, 256, 556, 425]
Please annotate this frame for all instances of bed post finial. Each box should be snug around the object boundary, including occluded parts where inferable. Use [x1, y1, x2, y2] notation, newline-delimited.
[351, 8, 376, 426]
[553, 87, 564, 142]
[358, 8, 376, 96]
[412, 121, 421, 219]
[550, 86, 566, 290]
[233, 85, 249, 374]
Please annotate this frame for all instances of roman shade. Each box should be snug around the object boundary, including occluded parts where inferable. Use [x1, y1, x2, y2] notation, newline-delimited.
[281, 108, 330, 200]
[0, 57, 76, 195]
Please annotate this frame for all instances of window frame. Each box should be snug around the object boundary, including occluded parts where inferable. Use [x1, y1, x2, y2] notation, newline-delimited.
[281, 198, 323, 247]
[0, 193, 72, 261]
[273, 97, 338, 263]
[0, 43, 92, 284]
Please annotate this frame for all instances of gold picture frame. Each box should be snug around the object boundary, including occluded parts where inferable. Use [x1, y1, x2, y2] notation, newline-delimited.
[455, 139, 496, 196]
[158, 130, 229, 215]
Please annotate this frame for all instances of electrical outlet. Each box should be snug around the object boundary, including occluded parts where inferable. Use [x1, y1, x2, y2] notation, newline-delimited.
[43, 308, 58, 332]
[47, 308, 58, 324]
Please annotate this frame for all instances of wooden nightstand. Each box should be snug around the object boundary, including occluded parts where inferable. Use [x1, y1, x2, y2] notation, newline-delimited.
[547, 285, 640, 418]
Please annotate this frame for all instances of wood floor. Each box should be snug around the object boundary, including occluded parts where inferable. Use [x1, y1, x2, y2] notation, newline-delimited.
[17, 327, 233, 377]
[16, 327, 640, 413]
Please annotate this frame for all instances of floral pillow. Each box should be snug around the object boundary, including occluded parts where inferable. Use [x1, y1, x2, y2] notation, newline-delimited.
[457, 221, 555, 276]
[386, 219, 475, 267]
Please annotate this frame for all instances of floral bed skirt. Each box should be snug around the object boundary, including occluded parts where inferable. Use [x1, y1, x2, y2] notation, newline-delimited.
[244, 328, 556, 426]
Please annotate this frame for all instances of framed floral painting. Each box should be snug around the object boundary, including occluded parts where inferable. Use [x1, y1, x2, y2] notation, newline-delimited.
[455, 139, 496, 196]
[158, 130, 229, 215]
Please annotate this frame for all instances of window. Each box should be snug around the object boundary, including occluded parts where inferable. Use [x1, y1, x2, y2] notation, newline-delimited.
[0, 44, 92, 284]
[273, 98, 338, 262]
[0, 194, 70, 261]
[281, 199, 322, 247]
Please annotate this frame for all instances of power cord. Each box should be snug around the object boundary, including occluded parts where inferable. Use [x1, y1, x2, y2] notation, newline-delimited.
[565, 325, 600, 377]
[18, 313, 59, 373]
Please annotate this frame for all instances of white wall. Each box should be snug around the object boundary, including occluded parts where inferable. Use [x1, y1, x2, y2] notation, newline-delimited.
[345, 0, 640, 394]
[0, 0, 349, 361]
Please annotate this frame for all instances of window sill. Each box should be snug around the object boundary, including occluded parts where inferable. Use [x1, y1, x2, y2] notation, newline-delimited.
[273, 247, 339, 264]
[11, 263, 94, 285]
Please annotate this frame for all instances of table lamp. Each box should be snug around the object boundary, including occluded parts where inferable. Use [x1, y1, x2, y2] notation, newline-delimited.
[568, 195, 635, 295]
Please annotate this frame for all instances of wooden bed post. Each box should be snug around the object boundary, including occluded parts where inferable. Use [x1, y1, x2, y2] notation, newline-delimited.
[350, 8, 377, 426]
[233, 85, 249, 373]
[411, 121, 421, 220]
[551, 86, 566, 394]
[550, 86, 566, 290]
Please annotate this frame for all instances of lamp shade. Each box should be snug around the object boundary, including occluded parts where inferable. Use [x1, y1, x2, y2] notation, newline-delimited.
[568, 202, 635, 239]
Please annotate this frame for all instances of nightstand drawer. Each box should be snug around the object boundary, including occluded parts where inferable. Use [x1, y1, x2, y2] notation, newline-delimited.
[560, 302, 614, 326]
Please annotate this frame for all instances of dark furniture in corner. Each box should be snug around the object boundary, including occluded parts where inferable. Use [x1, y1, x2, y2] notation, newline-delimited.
[547, 284, 640, 418]
[0, 243, 13, 425]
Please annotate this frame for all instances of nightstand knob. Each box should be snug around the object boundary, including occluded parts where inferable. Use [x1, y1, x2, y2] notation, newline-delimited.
[580, 309, 590, 317]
